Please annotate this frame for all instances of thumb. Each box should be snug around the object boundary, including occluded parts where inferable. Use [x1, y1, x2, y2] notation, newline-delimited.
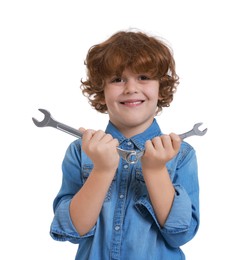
[79, 127, 86, 134]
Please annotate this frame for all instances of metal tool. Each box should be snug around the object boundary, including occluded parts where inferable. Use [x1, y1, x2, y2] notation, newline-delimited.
[117, 122, 207, 164]
[179, 122, 207, 140]
[32, 109, 207, 164]
[32, 109, 82, 138]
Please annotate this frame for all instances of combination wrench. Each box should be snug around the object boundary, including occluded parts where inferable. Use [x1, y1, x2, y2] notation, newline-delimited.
[32, 109, 207, 164]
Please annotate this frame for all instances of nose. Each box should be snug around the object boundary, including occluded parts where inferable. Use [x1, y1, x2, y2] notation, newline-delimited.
[124, 78, 138, 94]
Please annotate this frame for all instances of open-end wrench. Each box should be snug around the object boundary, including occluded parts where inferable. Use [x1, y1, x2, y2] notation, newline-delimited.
[117, 122, 207, 164]
[32, 109, 207, 164]
[32, 109, 82, 138]
[179, 122, 207, 140]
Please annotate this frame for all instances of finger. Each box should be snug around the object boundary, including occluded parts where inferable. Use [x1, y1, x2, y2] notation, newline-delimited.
[160, 134, 172, 150]
[144, 139, 154, 153]
[169, 133, 181, 151]
[79, 127, 86, 134]
[91, 130, 107, 143]
[101, 133, 114, 143]
[151, 136, 164, 150]
[112, 138, 119, 147]
[82, 129, 96, 141]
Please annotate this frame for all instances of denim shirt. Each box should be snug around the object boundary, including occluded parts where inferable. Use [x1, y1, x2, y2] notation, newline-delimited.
[50, 119, 199, 260]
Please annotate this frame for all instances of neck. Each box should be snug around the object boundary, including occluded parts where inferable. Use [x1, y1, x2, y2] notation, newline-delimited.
[112, 119, 154, 138]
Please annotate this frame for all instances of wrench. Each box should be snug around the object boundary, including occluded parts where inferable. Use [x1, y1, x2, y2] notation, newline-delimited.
[117, 122, 207, 164]
[179, 122, 207, 140]
[32, 109, 82, 138]
[32, 109, 207, 164]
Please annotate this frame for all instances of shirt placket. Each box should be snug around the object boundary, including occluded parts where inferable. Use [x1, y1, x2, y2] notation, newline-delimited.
[110, 141, 132, 260]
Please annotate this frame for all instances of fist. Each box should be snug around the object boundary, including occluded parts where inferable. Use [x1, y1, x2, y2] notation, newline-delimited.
[80, 129, 120, 172]
[141, 133, 181, 171]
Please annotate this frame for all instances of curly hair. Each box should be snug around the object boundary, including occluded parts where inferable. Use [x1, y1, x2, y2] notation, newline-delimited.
[81, 30, 179, 114]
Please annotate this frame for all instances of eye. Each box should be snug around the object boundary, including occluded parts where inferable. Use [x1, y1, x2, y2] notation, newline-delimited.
[138, 75, 150, 81]
[111, 77, 124, 83]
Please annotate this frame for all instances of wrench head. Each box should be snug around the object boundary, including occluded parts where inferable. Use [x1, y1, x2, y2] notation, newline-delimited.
[32, 109, 51, 127]
[193, 122, 208, 136]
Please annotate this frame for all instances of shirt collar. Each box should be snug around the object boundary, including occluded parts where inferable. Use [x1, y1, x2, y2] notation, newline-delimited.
[105, 119, 162, 151]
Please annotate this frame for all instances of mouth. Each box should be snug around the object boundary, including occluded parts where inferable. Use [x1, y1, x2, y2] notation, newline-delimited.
[120, 100, 145, 107]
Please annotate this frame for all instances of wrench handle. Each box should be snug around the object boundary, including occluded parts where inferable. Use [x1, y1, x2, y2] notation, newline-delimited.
[56, 123, 83, 139]
[178, 130, 193, 140]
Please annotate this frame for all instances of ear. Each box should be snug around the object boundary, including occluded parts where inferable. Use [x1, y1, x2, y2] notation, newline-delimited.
[158, 95, 164, 101]
[99, 98, 106, 105]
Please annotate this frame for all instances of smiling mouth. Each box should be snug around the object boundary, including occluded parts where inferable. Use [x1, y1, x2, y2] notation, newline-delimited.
[120, 100, 145, 106]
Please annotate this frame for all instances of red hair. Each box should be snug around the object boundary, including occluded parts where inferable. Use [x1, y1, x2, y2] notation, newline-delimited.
[81, 30, 179, 113]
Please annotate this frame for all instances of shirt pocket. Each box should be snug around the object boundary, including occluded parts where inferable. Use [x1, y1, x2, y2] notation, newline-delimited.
[82, 164, 115, 202]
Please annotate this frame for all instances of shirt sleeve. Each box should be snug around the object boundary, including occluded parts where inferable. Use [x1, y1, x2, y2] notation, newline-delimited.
[135, 142, 199, 248]
[50, 139, 95, 243]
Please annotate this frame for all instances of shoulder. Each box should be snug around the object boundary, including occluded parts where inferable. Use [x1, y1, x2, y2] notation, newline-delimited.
[176, 141, 197, 166]
[64, 139, 82, 161]
[166, 141, 198, 181]
[67, 139, 93, 165]
[67, 138, 81, 151]
[180, 141, 195, 154]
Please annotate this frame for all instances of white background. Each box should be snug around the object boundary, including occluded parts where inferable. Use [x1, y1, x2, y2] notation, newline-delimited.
[1, 0, 244, 259]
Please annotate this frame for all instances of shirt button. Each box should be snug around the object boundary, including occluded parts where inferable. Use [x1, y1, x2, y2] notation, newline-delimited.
[115, 225, 120, 231]
[123, 164, 129, 169]
[127, 141, 132, 146]
[119, 194, 124, 199]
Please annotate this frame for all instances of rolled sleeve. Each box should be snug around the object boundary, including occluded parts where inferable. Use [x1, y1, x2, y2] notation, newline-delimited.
[134, 184, 198, 248]
[50, 199, 82, 242]
[50, 199, 95, 243]
[135, 143, 199, 248]
[50, 139, 95, 243]
[134, 185, 192, 233]
[162, 185, 192, 233]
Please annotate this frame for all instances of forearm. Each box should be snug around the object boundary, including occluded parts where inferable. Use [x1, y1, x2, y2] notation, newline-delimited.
[143, 166, 175, 227]
[70, 169, 115, 236]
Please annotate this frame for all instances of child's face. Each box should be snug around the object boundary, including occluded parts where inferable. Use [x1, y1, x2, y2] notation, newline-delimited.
[103, 69, 160, 137]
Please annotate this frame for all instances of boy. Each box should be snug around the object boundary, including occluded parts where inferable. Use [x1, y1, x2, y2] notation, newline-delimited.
[50, 30, 199, 259]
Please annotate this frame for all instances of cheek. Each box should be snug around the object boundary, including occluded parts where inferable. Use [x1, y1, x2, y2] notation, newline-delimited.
[146, 86, 160, 101]
[104, 86, 122, 101]
[104, 91, 117, 108]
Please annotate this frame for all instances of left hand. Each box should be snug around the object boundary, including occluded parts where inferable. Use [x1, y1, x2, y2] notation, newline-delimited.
[141, 133, 181, 171]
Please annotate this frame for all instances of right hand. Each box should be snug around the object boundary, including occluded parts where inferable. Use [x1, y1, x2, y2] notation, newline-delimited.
[80, 128, 120, 173]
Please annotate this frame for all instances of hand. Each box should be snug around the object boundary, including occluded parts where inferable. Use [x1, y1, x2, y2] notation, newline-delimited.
[141, 133, 181, 171]
[80, 128, 120, 173]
